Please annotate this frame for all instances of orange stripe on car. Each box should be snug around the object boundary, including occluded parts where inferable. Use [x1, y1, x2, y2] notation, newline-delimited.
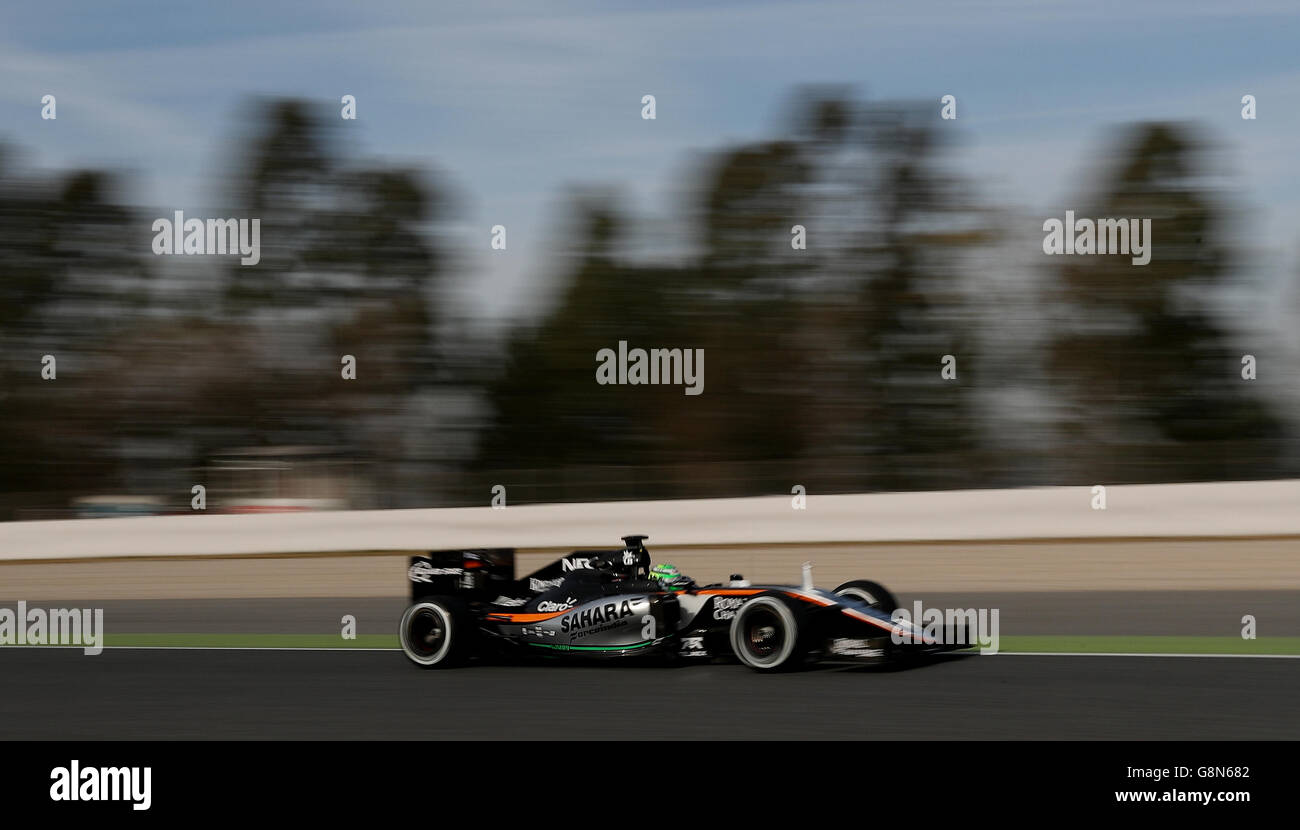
[485, 610, 571, 623]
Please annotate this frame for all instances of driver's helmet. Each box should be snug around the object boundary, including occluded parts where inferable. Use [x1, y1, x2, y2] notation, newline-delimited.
[650, 563, 692, 592]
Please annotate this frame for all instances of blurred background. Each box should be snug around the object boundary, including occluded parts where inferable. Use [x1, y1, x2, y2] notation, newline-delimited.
[1, 1, 1298, 518]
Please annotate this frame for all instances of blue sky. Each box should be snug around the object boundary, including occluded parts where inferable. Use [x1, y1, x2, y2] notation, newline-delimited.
[2, 0, 1298, 324]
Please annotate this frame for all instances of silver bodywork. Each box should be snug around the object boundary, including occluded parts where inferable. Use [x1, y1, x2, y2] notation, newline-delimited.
[509, 594, 657, 651]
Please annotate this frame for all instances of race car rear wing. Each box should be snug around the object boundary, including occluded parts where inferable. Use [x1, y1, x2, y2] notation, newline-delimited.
[407, 548, 515, 601]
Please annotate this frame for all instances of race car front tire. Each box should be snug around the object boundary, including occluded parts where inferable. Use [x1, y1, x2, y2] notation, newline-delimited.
[832, 579, 898, 615]
[729, 593, 810, 672]
[399, 597, 475, 668]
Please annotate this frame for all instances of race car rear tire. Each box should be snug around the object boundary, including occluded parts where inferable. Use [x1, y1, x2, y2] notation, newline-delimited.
[729, 593, 810, 672]
[400, 597, 475, 668]
[832, 580, 898, 615]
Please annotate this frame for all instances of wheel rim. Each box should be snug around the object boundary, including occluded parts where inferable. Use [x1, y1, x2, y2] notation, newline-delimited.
[402, 603, 452, 664]
[743, 608, 785, 660]
[409, 609, 445, 656]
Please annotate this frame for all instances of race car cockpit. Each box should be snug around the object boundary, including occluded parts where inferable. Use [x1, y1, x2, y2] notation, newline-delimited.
[560, 535, 695, 594]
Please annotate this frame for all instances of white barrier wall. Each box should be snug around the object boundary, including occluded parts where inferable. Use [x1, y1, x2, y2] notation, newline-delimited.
[1, 479, 1298, 561]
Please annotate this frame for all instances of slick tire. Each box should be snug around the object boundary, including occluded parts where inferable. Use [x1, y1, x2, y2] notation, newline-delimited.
[729, 593, 810, 673]
[400, 597, 475, 668]
[832, 579, 900, 662]
[832, 580, 898, 615]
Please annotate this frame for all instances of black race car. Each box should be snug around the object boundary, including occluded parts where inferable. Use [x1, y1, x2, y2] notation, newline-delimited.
[399, 534, 969, 672]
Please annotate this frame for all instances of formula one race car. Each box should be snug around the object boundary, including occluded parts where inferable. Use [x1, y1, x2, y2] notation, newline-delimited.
[399, 535, 970, 672]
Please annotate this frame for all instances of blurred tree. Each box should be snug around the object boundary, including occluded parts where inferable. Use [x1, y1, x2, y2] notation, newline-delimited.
[687, 128, 819, 469]
[223, 100, 333, 313]
[1045, 123, 1286, 482]
[214, 100, 450, 500]
[477, 192, 692, 479]
[223, 100, 444, 395]
[0, 145, 58, 333]
[853, 104, 988, 490]
[1, 98, 454, 515]
[474, 90, 995, 497]
[0, 149, 153, 515]
[0, 150, 149, 339]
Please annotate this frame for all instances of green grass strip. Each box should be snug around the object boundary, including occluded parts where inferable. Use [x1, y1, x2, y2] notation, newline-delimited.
[997, 636, 1300, 655]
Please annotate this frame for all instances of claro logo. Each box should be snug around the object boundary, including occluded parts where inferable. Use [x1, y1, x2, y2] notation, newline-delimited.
[536, 598, 578, 612]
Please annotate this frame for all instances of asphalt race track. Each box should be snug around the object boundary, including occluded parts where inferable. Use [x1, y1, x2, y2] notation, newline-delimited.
[20, 590, 1300, 635]
[2, 648, 1296, 740]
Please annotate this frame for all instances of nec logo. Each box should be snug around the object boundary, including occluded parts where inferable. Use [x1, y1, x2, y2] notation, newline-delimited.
[562, 558, 595, 572]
